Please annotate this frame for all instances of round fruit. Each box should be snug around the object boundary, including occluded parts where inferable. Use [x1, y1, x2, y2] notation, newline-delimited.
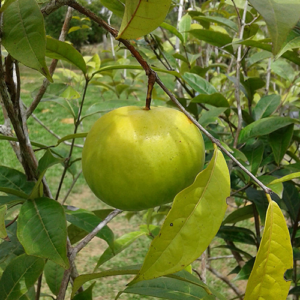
[82, 106, 205, 211]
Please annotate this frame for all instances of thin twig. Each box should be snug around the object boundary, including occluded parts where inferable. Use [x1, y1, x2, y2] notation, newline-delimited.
[207, 265, 243, 300]
[233, 0, 248, 148]
[56, 78, 89, 200]
[62, 170, 82, 204]
[30, 112, 83, 148]
[35, 274, 43, 300]
[71, 209, 123, 256]
[155, 77, 272, 194]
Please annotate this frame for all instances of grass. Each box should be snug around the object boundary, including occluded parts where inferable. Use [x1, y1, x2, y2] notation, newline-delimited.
[0, 48, 257, 300]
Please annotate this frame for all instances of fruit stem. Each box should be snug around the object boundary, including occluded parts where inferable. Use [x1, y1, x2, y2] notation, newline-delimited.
[145, 71, 157, 110]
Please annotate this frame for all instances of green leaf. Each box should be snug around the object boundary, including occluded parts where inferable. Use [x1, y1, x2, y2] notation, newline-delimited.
[183, 73, 216, 94]
[238, 39, 300, 66]
[244, 201, 293, 299]
[17, 198, 69, 269]
[271, 59, 296, 82]
[234, 257, 255, 281]
[38, 149, 65, 173]
[131, 148, 230, 283]
[178, 14, 191, 44]
[193, 16, 238, 32]
[117, 0, 172, 40]
[248, 0, 300, 54]
[46, 36, 87, 74]
[282, 182, 300, 222]
[222, 205, 254, 225]
[2, 0, 52, 81]
[65, 208, 114, 249]
[238, 117, 297, 144]
[0, 0, 17, 12]
[0, 222, 24, 266]
[269, 124, 294, 165]
[277, 31, 300, 58]
[0, 254, 45, 300]
[247, 50, 272, 68]
[252, 94, 281, 120]
[189, 29, 234, 54]
[100, 0, 125, 18]
[72, 265, 213, 298]
[44, 260, 65, 296]
[246, 188, 269, 223]
[94, 231, 146, 270]
[214, 245, 253, 260]
[241, 139, 264, 175]
[56, 133, 87, 146]
[160, 22, 184, 44]
[0, 205, 8, 240]
[191, 93, 229, 107]
[217, 226, 257, 245]
[73, 282, 96, 300]
[198, 106, 228, 127]
[117, 276, 214, 300]
[0, 166, 34, 196]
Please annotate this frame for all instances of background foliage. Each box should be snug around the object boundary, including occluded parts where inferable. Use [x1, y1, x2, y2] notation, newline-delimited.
[1, 0, 300, 299]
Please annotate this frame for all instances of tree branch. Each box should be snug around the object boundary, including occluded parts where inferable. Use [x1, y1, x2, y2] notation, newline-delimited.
[71, 209, 123, 256]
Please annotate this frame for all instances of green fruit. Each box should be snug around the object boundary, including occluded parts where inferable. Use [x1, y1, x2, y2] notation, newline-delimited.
[82, 106, 205, 211]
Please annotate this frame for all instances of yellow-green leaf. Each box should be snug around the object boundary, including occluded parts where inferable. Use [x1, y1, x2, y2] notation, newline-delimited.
[269, 172, 300, 185]
[244, 200, 293, 300]
[116, 0, 172, 40]
[131, 147, 230, 283]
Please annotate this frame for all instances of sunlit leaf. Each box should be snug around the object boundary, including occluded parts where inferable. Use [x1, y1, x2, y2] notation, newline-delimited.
[244, 201, 293, 299]
[131, 147, 230, 283]
[2, 0, 52, 81]
[117, 0, 172, 40]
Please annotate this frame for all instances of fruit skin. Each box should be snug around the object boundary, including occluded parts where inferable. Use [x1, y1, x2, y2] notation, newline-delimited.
[82, 106, 205, 211]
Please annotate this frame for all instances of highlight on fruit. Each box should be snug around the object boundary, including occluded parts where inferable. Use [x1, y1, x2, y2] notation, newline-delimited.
[82, 106, 205, 211]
